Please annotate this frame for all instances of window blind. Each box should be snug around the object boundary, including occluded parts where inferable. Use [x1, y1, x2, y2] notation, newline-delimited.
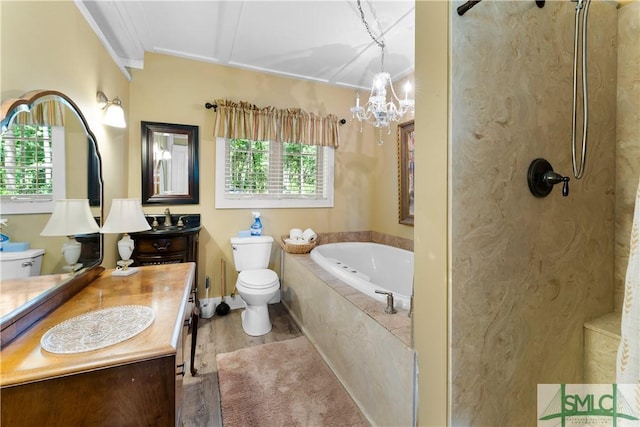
[223, 139, 329, 200]
[1, 125, 55, 201]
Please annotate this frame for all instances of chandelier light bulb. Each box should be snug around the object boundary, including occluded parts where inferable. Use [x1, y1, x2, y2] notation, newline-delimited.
[404, 81, 412, 100]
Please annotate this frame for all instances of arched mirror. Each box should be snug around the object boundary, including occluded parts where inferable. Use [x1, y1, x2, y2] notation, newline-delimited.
[0, 90, 103, 346]
[141, 121, 199, 205]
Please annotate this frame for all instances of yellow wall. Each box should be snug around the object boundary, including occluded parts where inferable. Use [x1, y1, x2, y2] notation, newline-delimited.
[2, 2, 447, 424]
[1, 0, 130, 270]
[413, 1, 450, 425]
[370, 73, 415, 241]
[128, 52, 380, 296]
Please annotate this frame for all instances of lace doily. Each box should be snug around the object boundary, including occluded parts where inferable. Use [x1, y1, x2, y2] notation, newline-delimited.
[41, 305, 154, 354]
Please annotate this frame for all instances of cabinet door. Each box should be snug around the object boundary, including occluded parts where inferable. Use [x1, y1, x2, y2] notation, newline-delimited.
[1, 358, 176, 426]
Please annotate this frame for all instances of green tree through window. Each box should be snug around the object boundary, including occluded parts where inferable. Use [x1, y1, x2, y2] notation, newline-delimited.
[1, 125, 53, 197]
[228, 139, 319, 196]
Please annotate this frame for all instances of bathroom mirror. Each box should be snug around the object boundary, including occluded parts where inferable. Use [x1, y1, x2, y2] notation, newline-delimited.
[141, 121, 199, 205]
[0, 89, 104, 346]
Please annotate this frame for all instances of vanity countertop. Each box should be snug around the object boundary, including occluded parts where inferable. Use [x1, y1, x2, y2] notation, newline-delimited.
[0, 273, 69, 319]
[0, 263, 194, 387]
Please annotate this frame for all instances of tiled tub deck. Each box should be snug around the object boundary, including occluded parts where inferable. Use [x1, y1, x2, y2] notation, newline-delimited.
[280, 232, 416, 427]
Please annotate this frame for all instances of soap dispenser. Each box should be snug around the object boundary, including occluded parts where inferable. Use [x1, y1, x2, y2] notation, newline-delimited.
[250, 212, 263, 236]
[0, 219, 10, 245]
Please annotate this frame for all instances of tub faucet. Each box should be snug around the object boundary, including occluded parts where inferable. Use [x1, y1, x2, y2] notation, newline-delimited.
[375, 290, 397, 314]
[164, 208, 172, 226]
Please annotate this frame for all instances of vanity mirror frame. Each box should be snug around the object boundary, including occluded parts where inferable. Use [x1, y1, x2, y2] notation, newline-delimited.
[141, 121, 199, 205]
[0, 89, 104, 347]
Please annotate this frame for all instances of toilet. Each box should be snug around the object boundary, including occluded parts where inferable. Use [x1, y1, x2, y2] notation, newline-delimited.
[230, 235, 280, 336]
[0, 248, 45, 280]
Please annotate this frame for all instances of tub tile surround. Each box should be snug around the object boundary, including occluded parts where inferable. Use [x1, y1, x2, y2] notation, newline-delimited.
[280, 233, 415, 426]
[310, 230, 414, 252]
[290, 255, 412, 346]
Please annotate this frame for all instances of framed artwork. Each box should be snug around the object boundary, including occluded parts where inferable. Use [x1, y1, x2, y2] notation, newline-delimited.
[398, 120, 415, 226]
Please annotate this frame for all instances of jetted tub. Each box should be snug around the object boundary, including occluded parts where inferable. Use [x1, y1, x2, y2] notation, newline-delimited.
[310, 242, 414, 309]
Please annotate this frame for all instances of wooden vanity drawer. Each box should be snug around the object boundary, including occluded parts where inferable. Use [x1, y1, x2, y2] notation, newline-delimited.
[136, 236, 188, 254]
[135, 254, 187, 266]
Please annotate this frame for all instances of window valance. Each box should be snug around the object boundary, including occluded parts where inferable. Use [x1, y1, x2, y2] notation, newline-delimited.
[15, 100, 65, 126]
[212, 99, 340, 147]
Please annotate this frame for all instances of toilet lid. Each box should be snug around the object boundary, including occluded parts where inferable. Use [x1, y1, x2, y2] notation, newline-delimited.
[238, 269, 279, 289]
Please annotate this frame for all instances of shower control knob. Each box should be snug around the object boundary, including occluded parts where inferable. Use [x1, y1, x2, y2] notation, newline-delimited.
[527, 158, 570, 198]
[542, 171, 570, 197]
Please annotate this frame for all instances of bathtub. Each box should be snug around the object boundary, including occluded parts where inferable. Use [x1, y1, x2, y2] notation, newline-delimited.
[310, 242, 414, 309]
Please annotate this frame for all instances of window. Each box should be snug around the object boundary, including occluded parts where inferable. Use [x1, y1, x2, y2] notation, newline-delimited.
[215, 137, 334, 208]
[0, 124, 65, 214]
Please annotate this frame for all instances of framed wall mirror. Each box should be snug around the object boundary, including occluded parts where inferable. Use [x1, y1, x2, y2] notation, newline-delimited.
[0, 89, 104, 346]
[398, 120, 415, 226]
[141, 121, 199, 205]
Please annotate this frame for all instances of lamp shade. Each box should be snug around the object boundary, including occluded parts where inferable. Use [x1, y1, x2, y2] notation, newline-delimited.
[103, 100, 126, 128]
[101, 199, 151, 234]
[41, 199, 100, 236]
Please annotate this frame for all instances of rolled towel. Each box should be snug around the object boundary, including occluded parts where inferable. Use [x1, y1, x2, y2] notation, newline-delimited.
[289, 228, 303, 240]
[302, 228, 317, 243]
[284, 238, 307, 245]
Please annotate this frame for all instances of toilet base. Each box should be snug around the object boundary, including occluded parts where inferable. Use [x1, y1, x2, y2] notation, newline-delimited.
[241, 305, 272, 336]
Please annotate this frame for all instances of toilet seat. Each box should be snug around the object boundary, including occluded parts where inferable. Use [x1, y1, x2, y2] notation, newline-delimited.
[237, 269, 279, 289]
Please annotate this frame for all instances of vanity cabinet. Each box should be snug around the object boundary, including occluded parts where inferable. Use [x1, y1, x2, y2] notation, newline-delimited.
[0, 263, 195, 427]
[131, 225, 200, 278]
[131, 224, 201, 375]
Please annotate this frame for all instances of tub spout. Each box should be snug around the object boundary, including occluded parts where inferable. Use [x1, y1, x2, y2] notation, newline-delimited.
[375, 290, 397, 314]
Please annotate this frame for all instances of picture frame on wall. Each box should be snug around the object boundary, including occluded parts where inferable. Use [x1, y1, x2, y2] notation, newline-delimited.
[398, 120, 415, 226]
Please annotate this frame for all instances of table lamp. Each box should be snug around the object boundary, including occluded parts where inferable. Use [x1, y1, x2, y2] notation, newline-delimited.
[40, 199, 100, 273]
[101, 199, 151, 276]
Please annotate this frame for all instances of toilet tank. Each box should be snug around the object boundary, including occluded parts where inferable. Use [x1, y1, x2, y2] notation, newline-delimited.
[0, 248, 45, 280]
[230, 236, 274, 271]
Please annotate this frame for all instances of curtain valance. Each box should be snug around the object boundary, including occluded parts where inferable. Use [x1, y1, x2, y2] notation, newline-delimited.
[15, 100, 65, 126]
[212, 99, 340, 147]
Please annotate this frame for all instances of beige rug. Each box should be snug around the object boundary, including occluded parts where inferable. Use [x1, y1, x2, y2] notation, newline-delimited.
[216, 335, 370, 427]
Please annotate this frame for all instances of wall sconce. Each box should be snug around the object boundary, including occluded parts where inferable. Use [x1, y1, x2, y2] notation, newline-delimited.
[96, 90, 126, 128]
[100, 199, 151, 276]
[40, 199, 100, 274]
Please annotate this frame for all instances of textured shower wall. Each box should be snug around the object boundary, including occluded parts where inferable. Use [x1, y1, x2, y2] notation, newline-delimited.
[615, 2, 640, 313]
[451, 1, 616, 426]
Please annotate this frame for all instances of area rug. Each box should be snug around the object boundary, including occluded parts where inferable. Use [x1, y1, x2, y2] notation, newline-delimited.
[216, 335, 370, 426]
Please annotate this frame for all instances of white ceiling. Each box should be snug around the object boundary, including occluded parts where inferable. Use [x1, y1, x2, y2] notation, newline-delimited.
[75, 0, 415, 90]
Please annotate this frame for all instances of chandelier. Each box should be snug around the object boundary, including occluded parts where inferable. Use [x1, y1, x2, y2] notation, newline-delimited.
[350, 0, 414, 144]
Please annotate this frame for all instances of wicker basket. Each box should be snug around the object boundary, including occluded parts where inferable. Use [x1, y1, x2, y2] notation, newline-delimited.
[280, 236, 317, 254]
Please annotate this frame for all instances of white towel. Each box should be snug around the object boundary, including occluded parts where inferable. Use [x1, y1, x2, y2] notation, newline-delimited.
[289, 228, 303, 240]
[302, 228, 317, 243]
[284, 238, 307, 246]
